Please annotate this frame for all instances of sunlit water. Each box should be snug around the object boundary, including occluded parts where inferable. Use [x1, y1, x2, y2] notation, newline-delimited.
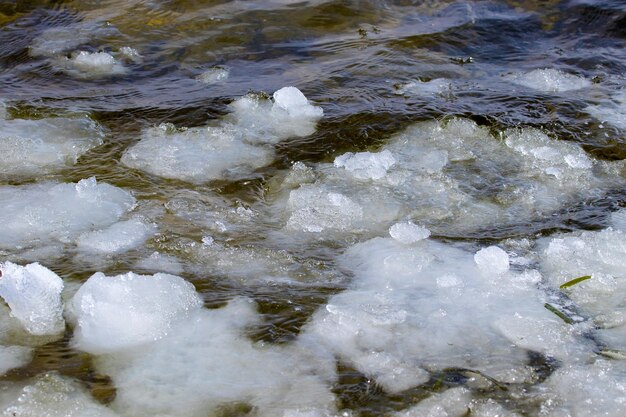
[0, 1, 625, 416]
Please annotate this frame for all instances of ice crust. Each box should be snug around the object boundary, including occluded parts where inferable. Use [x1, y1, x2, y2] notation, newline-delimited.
[0, 262, 64, 336]
[300, 237, 592, 394]
[506, 68, 591, 92]
[122, 87, 323, 182]
[68, 271, 203, 354]
[275, 118, 622, 238]
[0, 372, 120, 417]
[69, 274, 335, 417]
[0, 115, 105, 178]
[0, 178, 136, 253]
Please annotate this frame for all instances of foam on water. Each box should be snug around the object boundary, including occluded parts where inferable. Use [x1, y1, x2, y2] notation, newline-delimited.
[272, 118, 623, 239]
[0, 262, 64, 336]
[68, 271, 203, 354]
[0, 178, 135, 254]
[0, 372, 120, 417]
[0, 114, 105, 178]
[505, 68, 591, 92]
[196, 66, 229, 84]
[122, 87, 322, 182]
[300, 236, 592, 394]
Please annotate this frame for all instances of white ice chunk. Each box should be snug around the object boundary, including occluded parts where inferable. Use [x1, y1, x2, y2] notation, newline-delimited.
[389, 222, 431, 244]
[86, 299, 336, 417]
[0, 262, 64, 336]
[76, 219, 156, 254]
[118, 46, 142, 63]
[0, 372, 120, 417]
[393, 388, 471, 417]
[0, 178, 135, 251]
[334, 150, 396, 180]
[68, 271, 203, 354]
[474, 246, 510, 275]
[0, 346, 32, 376]
[121, 123, 274, 183]
[230, 87, 323, 140]
[0, 116, 105, 178]
[196, 66, 229, 84]
[506, 68, 591, 92]
[538, 360, 626, 417]
[395, 78, 452, 97]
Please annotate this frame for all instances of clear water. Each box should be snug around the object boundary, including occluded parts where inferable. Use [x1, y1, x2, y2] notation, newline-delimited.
[0, 0, 625, 416]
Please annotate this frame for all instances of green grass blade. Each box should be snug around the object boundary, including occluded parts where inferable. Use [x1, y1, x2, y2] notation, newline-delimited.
[559, 275, 592, 289]
[544, 303, 574, 324]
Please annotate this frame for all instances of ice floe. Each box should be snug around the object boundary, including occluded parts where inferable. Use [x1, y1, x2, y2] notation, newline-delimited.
[300, 233, 593, 394]
[76, 218, 156, 255]
[0, 178, 135, 256]
[0, 372, 120, 417]
[270, 117, 623, 239]
[68, 273, 336, 417]
[54, 51, 128, 78]
[122, 86, 322, 182]
[68, 271, 202, 354]
[0, 262, 64, 336]
[505, 68, 591, 92]
[0, 113, 105, 178]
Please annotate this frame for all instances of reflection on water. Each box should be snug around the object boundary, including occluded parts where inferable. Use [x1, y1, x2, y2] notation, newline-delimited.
[0, 0, 625, 416]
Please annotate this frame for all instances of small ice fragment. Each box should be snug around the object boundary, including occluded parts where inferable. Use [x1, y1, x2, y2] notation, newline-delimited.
[334, 150, 396, 180]
[202, 235, 215, 246]
[135, 252, 184, 275]
[55, 51, 127, 78]
[0, 262, 64, 336]
[69, 271, 203, 354]
[474, 246, 510, 274]
[389, 222, 430, 244]
[273, 86, 324, 119]
[196, 66, 229, 84]
[76, 219, 156, 254]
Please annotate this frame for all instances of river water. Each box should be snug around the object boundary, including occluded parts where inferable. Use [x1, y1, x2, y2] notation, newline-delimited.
[0, 1, 625, 416]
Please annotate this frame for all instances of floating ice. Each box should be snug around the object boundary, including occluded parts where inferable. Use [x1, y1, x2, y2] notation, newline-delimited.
[54, 51, 127, 78]
[474, 246, 509, 275]
[122, 87, 322, 182]
[272, 118, 622, 239]
[0, 115, 105, 178]
[71, 278, 336, 417]
[0, 178, 135, 253]
[0, 346, 32, 376]
[0, 372, 120, 417]
[196, 66, 229, 84]
[505, 68, 591, 92]
[334, 150, 396, 180]
[539, 227, 626, 350]
[395, 78, 453, 97]
[76, 218, 156, 254]
[29, 23, 117, 58]
[389, 222, 430, 244]
[135, 252, 184, 275]
[393, 388, 471, 417]
[68, 271, 202, 354]
[301, 237, 592, 394]
[0, 262, 64, 336]
[538, 360, 626, 417]
[122, 123, 273, 183]
[229, 87, 323, 141]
